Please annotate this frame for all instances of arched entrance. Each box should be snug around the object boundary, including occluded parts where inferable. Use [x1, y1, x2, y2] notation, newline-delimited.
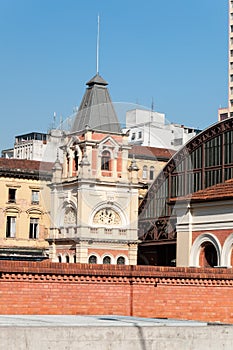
[199, 242, 217, 267]
[221, 234, 233, 267]
[190, 233, 221, 267]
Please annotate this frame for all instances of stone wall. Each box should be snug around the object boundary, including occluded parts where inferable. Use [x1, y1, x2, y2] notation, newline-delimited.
[1, 261, 233, 323]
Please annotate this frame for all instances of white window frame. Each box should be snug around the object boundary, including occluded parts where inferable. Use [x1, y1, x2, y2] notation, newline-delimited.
[31, 190, 39, 204]
[142, 165, 148, 179]
[29, 218, 39, 239]
[6, 216, 16, 238]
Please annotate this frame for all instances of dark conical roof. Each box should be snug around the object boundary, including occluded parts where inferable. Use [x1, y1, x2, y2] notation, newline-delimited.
[71, 74, 121, 133]
[86, 74, 108, 86]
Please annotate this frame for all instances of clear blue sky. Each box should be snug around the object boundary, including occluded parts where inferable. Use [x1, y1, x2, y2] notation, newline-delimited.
[0, 0, 228, 150]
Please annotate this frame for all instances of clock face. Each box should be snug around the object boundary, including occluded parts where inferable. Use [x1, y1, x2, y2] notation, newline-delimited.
[93, 208, 121, 225]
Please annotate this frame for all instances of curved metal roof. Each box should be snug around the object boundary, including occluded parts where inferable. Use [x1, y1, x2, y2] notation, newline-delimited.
[138, 116, 233, 243]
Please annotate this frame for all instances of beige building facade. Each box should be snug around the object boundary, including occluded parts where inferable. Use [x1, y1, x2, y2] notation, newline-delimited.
[0, 158, 52, 260]
[176, 180, 233, 268]
[128, 145, 174, 201]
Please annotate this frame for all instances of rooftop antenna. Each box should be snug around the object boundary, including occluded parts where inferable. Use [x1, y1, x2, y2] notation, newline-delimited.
[96, 14, 100, 74]
[148, 98, 154, 147]
[53, 112, 56, 128]
[60, 115, 63, 130]
[151, 97, 154, 122]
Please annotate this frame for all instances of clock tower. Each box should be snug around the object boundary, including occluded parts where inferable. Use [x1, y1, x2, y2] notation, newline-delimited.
[48, 74, 140, 265]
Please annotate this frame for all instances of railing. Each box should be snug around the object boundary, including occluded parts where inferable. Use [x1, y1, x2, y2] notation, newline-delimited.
[56, 226, 134, 240]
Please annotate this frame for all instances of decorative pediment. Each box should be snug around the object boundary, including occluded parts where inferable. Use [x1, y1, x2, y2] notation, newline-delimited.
[26, 207, 44, 217]
[4, 206, 21, 216]
[98, 136, 119, 157]
[65, 136, 81, 152]
[99, 136, 119, 149]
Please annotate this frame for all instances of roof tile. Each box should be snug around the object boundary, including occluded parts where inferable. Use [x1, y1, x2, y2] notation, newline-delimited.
[0, 158, 53, 172]
[129, 145, 175, 160]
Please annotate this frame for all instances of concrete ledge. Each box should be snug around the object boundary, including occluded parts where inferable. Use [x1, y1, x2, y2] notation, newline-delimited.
[0, 315, 232, 350]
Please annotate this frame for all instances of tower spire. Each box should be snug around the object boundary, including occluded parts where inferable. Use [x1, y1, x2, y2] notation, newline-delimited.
[96, 14, 100, 75]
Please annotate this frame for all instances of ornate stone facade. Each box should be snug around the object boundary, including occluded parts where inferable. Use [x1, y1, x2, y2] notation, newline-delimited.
[48, 74, 141, 265]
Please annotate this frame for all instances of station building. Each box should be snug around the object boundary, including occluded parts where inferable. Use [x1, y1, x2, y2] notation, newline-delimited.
[138, 117, 233, 267]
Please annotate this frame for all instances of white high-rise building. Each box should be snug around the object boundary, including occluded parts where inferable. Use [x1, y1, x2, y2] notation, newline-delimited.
[1, 130, 64, 163]
[218, 0, 233, 121]
[229, 0, 233, 114]
[13, 132, 48, 161]
[124, 109, 199, 151]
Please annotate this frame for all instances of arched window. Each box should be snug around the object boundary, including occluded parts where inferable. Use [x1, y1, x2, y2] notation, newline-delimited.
[73, 255, 76, 263]
[64, 207, 76, 226]
[65, 255, 70, 263]
[66, 153, 69, 173]
[190, 233, 221, 267]
[117, 256, 125, 265]
[222, 234, 233, 267]
[103, 256, 111, 264]
[200, 243, 217, 268]
[149, 166, 154, 180]
[101, 150, 111, 171]
[88, 255, 97, 264]
[58, 255, 62, 263]
[142, 165, 148, 179]
[74, 150, 79, 171]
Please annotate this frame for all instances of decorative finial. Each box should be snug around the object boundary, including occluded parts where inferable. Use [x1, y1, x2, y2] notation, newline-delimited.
[79, 147, 90, 167]
[56, 149, 59, 161]
[128, 155, 139, 172]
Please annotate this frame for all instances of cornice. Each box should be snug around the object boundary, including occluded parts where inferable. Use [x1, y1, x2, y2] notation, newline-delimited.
[1, 271, 233, 287]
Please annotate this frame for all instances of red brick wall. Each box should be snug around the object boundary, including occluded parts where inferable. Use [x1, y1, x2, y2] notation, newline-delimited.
[1, 261, 233, 323]
[192, 229, 233, 246]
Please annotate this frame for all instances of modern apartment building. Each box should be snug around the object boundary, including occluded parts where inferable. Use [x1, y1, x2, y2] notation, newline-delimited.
[229, 0, 233, 114]
[1, 130, 64, 163]
[125, 109, 199, 151]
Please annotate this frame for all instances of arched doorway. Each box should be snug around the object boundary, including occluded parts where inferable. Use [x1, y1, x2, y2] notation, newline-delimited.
[199, 242, 217, 267]
[221, 234, 233, 267]
[231, 249, 233, 267]
[190, 233, 221, 267]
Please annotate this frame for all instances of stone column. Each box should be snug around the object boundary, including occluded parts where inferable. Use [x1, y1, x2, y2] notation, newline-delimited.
[49, 242, 57, 262]
[128, 243, 138, 265]
[75, 241, 88, 263]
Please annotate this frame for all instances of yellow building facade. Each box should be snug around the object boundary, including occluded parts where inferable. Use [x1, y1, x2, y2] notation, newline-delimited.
[128, 145, 175, 200]
[0, 158, 52, 260]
